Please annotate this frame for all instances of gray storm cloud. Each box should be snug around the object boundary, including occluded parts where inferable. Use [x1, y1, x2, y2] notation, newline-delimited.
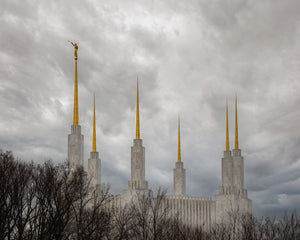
[0, 0, 299, 216]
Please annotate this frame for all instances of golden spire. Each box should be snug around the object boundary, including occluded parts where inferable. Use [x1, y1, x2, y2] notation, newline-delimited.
[235, 95, 239, 149]
[72, 42, 79, 125]
[92, 95, 96, 152]
[136, 77, 140, 139]
[178, 115, 181, 162]
[226, 101, 230, 151]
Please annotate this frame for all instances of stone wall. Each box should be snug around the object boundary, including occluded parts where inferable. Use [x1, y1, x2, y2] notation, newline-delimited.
[166, 195, 214, 231]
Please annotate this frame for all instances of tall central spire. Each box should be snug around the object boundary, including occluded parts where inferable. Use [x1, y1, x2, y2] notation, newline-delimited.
[178, 115, 181, 162]
[73, 43, 79, 125]
[136, 77, 140, 139]
[235, 95, 239, 149]
[68, 42, 84, 171]
[226, 101, 230, 151]
[93, 95, 96, 152]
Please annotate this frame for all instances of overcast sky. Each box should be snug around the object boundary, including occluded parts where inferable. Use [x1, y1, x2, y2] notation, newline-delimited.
[0, 0, 300, 217]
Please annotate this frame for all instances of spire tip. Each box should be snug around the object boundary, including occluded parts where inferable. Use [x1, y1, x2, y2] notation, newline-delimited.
[226, 102, 230, 151]
[178, 115, 181, 162]
[136, 78, 140, 139]
[235, 95, 239, 149]
[73, 44, 79, 125]
[92, 96, 96, 152]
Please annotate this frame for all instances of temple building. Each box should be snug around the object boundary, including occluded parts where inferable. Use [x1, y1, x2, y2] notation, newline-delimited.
[67, 44, 252, 229]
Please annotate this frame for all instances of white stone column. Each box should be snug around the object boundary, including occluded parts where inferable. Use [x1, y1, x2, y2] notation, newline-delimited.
[173, 161, 186, 196]
[232, 149, 244, 193]
[216, 148, 252, 223]
[128, 139, 148, 190]
[88, 151, 101, 188]
[221, 150, 233, 188]
[68, 125, 84, 170]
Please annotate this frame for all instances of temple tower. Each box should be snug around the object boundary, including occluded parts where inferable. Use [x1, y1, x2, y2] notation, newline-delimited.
[88, 96, 101, 189]
[232, 96, 251, 214]
[215, 101, 236, 223]
[128, 78, 148, 191]
[215, 98, 252, 223]
[221, 102, 233, 190]
[232, 96, 244, 194]
[68, 43, 84, 170]
[173, 115, 186, 196]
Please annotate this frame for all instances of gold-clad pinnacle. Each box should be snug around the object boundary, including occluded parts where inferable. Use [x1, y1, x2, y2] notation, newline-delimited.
[136, 77, 140, 139]
[93, 95, 96, 152]
[178, 115, 181, 162]
[70, 42, 79, 125]
[226, 101, 230, 151]
[235, 95, 239, 149]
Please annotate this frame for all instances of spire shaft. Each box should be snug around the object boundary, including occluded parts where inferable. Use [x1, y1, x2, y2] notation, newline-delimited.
[226, 101, 230, 151]
[93, 95, 96, 152]
[178, 115, 181, 162]
[235, 95, 239, 149]
[136, 78, 140, 139]
[73, 45, 79, 125]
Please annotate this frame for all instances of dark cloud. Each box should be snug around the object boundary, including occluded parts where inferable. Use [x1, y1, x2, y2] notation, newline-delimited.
[0, 0, 299, 217]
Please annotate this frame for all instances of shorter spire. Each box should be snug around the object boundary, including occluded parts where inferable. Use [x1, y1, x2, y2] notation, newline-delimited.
[92, 95, 96, 152]
[136, 77, 140, 139]
[226, 101, 230, 151]
[178, 115, 181, 162]
[235, 95, 239, 149]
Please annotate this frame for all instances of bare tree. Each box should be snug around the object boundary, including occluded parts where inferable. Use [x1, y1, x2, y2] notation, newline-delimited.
[70, 178, 111, 240]
[110, 204, 135, 240]
[278, 211, 300, 240]
[1, 150, 300, 240]
[150, 188, 169, 240]
[31, 161, 81, 240]
[0, 151, 37, 240]
[128, 188, 170, 240]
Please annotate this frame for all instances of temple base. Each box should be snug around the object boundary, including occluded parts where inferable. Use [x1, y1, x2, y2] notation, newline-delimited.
[68, 125, 84, 170]
[88, 151, 101, 188]
[174, 161, 186, 196]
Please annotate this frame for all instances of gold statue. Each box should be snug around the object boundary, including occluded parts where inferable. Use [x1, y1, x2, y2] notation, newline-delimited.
[69, 41, 78, 60]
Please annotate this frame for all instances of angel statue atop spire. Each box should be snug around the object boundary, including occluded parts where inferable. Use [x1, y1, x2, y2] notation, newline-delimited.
[69, 41, 78, 60]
